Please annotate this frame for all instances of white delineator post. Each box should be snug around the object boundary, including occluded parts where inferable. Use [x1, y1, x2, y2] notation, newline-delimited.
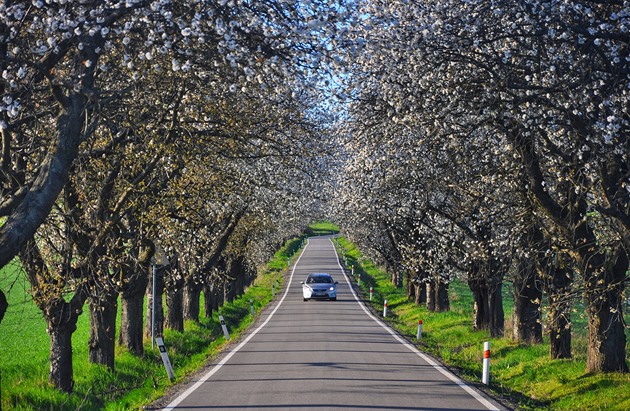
[482, 341, 490, 385]
[383, 300, 388, 317]
[250, 299, 254, 316]
[358, 272, 361, 286]
[370, 287, 373, 301]
[417, 319, 423, 340]
[219, 315, 230, 341]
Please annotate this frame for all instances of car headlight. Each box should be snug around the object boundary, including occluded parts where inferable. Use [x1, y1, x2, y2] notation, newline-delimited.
[329, 286, 335, 291]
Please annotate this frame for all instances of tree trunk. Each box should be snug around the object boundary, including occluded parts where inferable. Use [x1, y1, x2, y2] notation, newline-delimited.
[184, 280, 202, 322]
[470, 278, 504, 337]
[0, 289, 7, 324]
[88, 295, 118, 370]
[119, 293, 145, 356]
[426, 278, 436, 311]
[224, 280, 234, 304]
[435, 280, 450, 312]
[406, 271, 414, 300]
[512, 258, 543, 344]
[119, 263, 149, 356]
[166, 286, 184, 333]
[488, 283, 504, 338]
[48, 318, 76, 393]
[540, 251, 573, 359]
[145, 265, 165, 339]
[584, 247, 628, 373]
[548, 290, 572, 359]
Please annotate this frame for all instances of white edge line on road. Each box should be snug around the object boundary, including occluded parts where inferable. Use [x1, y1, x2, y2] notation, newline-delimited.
[329, 239, 500, 411]
[161, 239, 310, 411]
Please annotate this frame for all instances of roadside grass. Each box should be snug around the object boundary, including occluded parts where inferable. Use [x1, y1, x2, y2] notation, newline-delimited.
[333, 236, 630, 411]
[305, 221, 340, 236]
[0, 235, 304, 410]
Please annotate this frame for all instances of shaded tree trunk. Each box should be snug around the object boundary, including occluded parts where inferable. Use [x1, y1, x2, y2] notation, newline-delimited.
[540, 251, 574, 360]
[119, 292, 145, 355]
[119, 265, 149, 356]
[119, 239, 153, 355]
[88, 292, 118, 370]
[435, 280, 450, 312]
[166, 286, 184, 332]
[512, 257, 543, 344]
[426, 278, 436, 311]
[584, 247, 628, 373]
[0, 290, 7, 324]
[184, 279, 203, 322]
[406, 271, 414, 300]
[204, 281, 223, 318]
[469, 260, 505, 337]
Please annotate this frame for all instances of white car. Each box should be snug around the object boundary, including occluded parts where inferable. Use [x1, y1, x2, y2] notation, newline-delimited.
[301, 273, 338, 301]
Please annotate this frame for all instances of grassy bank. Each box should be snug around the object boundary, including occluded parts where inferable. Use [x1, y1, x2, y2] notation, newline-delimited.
[0, 236, 304, 410]
[333, 236, 630, 411]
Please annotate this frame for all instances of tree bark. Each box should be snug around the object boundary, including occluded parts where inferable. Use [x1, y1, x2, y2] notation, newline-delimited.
[120, 293, 145, 355]
[166, 286, 184, 333]
[512, 257, 543, 344]
[469, 258, 504, 337]
[183, 280, 202, 322]
[88, 294, 118, 370]
[584, 247, 628, 373]
[119, 240, 152, 355]
[426, 278, 436, 311]
[435, 280, 450, 312]
[48, 315, 77, 393]
[0, 289, 7, 324]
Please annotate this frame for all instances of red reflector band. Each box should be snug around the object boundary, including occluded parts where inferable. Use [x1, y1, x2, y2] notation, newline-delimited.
[484, 350, 490, 359]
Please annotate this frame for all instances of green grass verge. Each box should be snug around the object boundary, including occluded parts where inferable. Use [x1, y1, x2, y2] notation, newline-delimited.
[333, 236, 630, 411]
[305, 220, 340, 236]
[0, 236, 304, 411]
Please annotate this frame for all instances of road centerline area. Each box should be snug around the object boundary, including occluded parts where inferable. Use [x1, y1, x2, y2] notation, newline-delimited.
[160, 236, 504, 411]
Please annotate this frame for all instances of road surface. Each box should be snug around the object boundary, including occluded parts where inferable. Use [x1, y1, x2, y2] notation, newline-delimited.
[158, 236, 506, 410]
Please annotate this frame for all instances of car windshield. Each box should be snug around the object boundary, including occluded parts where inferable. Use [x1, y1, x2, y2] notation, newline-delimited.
[307, 275, 332, 284]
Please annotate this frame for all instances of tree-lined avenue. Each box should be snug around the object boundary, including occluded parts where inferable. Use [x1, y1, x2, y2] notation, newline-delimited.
[158, 236, 504, 411]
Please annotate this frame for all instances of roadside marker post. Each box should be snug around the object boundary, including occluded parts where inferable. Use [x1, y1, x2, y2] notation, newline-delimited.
[250, 299, 254, 316]
[358, 273, 361, 286]
[272, 284, 275, 297]
[383, 300, 388, 317]
[155, 337, 175, 381]
[370, 287, 373, 301]
[219, 316, 231, 341]
[417, 319, 423, 340]
[482, 341, 490, 385]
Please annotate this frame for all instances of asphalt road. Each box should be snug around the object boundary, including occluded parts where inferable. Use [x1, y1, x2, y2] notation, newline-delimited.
[159, 236, 506, 411]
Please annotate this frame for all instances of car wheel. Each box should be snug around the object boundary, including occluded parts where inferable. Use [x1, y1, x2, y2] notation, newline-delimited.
[303, 298, 308, 301]
[330, 297, 336, 301]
